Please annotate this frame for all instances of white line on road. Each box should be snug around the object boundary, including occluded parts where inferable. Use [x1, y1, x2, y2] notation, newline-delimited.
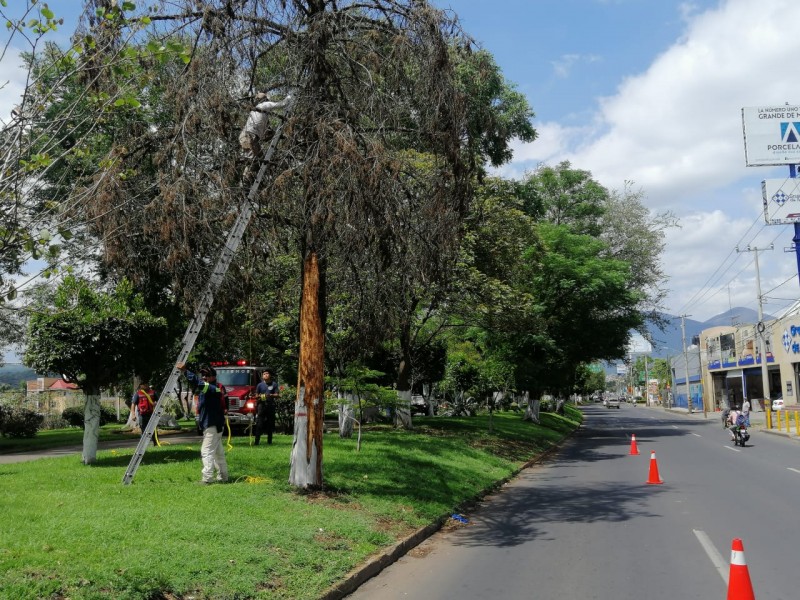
[692, 433, 702, 437]
[724, 446, 741, 453]
[788, 468, 800, 475]
[672, 425, 679, 429]
[693, 529, 728, 585]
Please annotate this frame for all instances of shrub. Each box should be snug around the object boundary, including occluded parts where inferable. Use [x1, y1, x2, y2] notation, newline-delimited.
[0, 406, 44, 438]
[61, 404, 118, 428]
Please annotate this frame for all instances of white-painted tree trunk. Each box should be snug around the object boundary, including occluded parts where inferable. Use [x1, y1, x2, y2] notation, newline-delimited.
[122, 402, 138, 432]
[394, 389, 412, 429]
[338, 391, 354, 438]
[289, 394, 321, 488]
[82, 395, 102, 465]
[522, 392, 541, 424]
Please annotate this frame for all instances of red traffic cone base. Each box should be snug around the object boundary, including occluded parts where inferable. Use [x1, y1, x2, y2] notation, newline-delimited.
[727, 538, 755, 600]
[629, 434, 640, 455]
[646, 450, 663, 484]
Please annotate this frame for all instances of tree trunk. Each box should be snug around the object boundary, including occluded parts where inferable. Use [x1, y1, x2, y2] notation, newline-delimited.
[289, 251, 325, 488]
[522, 392, 541, 424]
[338, 391, 354, 438]
[424, 383, 436, 416]
[394, 326, 413, 429]
[394, 388, 412, 429]
[82, 394, 102, 465]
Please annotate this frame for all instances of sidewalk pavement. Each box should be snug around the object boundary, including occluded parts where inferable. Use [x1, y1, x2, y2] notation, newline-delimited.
[0, 429, 201, 465]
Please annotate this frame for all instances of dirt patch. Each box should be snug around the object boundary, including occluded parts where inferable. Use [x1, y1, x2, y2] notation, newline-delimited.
[407, 544, 433, 558]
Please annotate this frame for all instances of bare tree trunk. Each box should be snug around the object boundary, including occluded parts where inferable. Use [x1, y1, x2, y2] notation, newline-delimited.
[82, 394, 102, 465]
[424, 383, 436, 416]
[338, 390, 354, 438]
[289, 251, 325, 488]
[522, 391, 541, 424]
[394, 325, 413, 429]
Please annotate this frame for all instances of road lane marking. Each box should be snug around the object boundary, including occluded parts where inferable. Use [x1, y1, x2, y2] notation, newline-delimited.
[788, 468, 800, 475]
[724, 446, 741, 452]
[692, 433, 702, 437]
[693, 529, 728, 585]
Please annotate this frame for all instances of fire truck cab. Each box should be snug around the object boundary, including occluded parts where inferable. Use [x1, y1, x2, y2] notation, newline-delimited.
[208, 360, 265, 430]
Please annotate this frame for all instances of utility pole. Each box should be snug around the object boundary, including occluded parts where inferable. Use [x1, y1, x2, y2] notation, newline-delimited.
[680, 315, 693, 413]
[736, 244, 774, 411]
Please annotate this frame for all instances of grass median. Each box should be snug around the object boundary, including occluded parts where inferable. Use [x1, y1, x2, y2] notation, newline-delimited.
[0, 408, 581, 599]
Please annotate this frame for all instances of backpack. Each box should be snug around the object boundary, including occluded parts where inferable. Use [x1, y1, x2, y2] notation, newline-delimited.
[137, 389, 154, 415]
[735, 414, 746, 427]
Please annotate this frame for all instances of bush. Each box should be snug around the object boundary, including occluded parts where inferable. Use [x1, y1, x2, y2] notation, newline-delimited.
[0, 406, 44, 438]
[61, 404, 118, 428]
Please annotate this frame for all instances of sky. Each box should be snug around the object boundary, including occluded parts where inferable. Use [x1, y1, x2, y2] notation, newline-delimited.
[435, 0, 800, 325]
[2, 0, 800, 357]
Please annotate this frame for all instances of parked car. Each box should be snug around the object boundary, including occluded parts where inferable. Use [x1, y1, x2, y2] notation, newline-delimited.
[772, 397, 785, 411]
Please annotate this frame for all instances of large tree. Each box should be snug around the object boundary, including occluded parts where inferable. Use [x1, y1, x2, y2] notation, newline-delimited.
[24, 276, 168, 464]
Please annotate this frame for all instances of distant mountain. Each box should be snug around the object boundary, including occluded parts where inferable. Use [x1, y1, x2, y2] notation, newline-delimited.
[0, 363, 37, 388]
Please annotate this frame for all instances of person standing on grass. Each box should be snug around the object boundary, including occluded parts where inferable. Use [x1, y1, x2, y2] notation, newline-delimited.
[254, 369, 278, 445]
[132, 382, 155, 436]
[178, 363, 229, 484]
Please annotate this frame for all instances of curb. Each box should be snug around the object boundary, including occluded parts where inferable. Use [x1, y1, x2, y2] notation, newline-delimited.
[318, 426, 577, 600]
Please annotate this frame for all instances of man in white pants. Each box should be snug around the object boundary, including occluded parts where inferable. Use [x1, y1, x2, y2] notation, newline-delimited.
[178, 363, 228, 484]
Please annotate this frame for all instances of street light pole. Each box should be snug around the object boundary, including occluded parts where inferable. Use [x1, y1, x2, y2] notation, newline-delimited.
[736, 244, 774, 411]
[681, 315, 693, 413]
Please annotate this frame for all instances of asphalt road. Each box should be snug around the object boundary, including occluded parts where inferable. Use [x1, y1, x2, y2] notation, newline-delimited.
[346, 404, 800, 600]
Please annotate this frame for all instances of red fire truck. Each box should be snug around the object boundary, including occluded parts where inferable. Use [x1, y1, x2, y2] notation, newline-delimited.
[208, 360, 266, 430]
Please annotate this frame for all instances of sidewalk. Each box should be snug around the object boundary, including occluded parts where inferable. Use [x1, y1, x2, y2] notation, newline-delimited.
[0, 429, 200, 465]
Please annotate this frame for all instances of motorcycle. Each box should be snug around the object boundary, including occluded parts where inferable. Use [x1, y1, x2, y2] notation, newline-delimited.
[732, 424, 750, 447]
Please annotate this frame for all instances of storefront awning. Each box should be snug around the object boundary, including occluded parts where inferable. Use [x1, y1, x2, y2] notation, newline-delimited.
[726, 369, 743, 379]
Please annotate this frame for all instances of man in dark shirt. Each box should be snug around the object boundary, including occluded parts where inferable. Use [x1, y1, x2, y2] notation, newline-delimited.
[254, 369, 278, 445]
[178, 363, 229, 484]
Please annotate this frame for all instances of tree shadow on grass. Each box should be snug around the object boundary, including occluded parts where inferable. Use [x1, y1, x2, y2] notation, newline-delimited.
[91, 446, 199, 468]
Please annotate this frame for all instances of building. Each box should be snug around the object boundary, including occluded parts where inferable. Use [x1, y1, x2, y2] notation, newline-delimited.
[698, 308, 798, 411]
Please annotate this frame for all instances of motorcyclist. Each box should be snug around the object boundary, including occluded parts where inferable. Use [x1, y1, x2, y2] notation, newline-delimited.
[727, 409, 741, 441]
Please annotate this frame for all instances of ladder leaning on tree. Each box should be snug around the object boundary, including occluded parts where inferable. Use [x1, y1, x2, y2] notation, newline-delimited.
[122, 97, 294, 485]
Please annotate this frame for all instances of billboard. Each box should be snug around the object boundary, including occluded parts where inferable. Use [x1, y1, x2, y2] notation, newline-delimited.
[742, 105, 800, 166]
[762, 178, 800, 224]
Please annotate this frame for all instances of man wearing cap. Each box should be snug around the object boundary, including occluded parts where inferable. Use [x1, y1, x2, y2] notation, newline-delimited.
[177, 362, 229, 484]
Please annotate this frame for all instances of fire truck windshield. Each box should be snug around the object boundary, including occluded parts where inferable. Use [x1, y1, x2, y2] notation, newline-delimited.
[214, 368, 253, 387]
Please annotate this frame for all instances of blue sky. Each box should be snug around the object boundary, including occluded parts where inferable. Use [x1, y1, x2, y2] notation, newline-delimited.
[436, 0, 800, 326]
[2, 0, 800, 354]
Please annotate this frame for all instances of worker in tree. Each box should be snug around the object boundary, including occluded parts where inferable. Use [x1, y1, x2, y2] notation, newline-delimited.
[238, 91, 292, 159]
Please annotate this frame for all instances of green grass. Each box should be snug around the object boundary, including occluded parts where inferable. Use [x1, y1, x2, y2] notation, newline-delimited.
[0, 409, 581, 599]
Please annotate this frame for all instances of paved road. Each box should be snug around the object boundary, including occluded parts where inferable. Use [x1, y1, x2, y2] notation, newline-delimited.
[0, 430, 202, 464]
[347, 404, 799, 599]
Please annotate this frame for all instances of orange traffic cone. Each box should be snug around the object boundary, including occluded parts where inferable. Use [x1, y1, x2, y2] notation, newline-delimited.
[629, 434, 640, 455]
[727, 538, 755, 600]
[646, 450, 663, 484]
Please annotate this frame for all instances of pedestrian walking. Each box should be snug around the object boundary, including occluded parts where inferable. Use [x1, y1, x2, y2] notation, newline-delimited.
[132, 382, 155, 436]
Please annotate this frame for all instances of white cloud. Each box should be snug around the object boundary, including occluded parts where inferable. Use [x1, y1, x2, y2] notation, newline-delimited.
[508, 0, 800, 321]
[551, 53, 601, 79]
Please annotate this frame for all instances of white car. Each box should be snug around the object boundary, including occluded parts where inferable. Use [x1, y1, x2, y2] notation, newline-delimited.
[772, 398, 785, 411]
[605, 397, 621, 409]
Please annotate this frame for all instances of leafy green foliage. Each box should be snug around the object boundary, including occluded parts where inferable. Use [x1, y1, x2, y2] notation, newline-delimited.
[23, 276, 169, 395]
[0, 406, 43, 438]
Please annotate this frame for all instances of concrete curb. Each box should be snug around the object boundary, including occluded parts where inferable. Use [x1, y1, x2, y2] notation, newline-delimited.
[318, 427, 577, 600]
